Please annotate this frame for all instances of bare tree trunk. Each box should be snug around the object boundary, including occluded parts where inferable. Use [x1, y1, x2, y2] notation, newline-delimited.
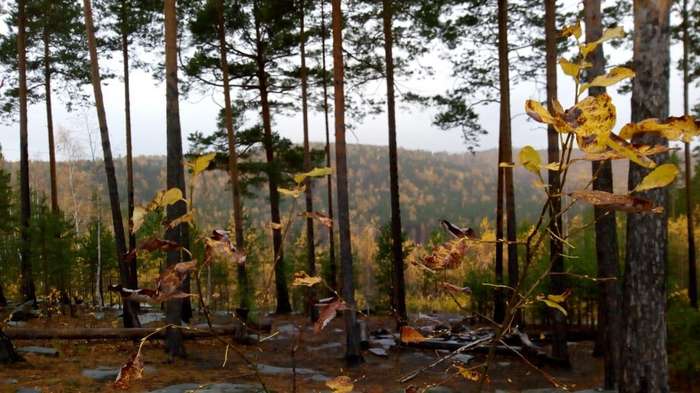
[320, 0, 337, 292]
[18, 0, 36, 305]
[300, 0, 318, 322]
[585, 0, 620, 388]
[120, 0, 138, 299]
[621, 1, 671, 391]
[164, 0, 189, 357]
[0, 282, 6, 306]
[494, 0, 516, 324]
[253, 11, 291, 315]
[83, 0, 138, 328]
[217, 0, 249, 312]
[382, 0, 407, 327]
[43, 22, 59, 215]
[331, 0, 363, 366]
[96, 211, 103, 308]
[682, 0, 698, 309]
[545, 0, 568, 365]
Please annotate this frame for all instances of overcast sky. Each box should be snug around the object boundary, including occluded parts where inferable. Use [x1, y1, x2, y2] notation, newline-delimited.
[0, 19, 696, 162]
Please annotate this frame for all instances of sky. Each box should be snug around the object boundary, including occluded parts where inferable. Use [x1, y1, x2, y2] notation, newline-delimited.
[0, 17, 697, 162]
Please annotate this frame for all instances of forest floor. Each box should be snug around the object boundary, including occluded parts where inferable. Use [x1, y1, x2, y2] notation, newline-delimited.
[0, 306, 684, 393]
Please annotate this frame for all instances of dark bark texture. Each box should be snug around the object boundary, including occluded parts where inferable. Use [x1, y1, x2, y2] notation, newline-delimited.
[164, 0, 189, 357]
[585, 0, 621, 388]
[331, 0, 363, 366]
[621, 1, 671, 391]
[545, 0, 568, 364]
[18, 0, 36, 304]
[382, 0, 407, 326]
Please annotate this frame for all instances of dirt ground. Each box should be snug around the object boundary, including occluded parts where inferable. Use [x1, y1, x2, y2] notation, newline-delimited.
[0, 308, 686, 393]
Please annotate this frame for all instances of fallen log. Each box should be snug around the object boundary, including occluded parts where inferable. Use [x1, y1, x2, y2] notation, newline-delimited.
[5, 325, 239, 341]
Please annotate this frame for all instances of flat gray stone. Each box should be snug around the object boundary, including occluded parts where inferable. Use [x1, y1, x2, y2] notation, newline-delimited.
[147, 383, 265, 393]
[256, 364, 317, 376]
[275, 323, 299, 336]
[82, 365, 156, 381]
[139, 312, 165, 325]
[16, 389, 41, 393]
[4, 379, 18, 384]
[425, 387, 453, 393]
[307, 342, 342, 352]
[368, 348, 388, 357]
[452, 354, 474, 364]
[17, 346, 58, 357]
[369, 338, 396, 349]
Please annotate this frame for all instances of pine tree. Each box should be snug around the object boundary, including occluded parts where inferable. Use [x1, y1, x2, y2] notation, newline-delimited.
[621, 1, 672, 390]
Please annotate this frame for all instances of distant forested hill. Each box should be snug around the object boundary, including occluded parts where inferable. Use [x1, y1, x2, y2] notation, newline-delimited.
[1, 144, 629, 243]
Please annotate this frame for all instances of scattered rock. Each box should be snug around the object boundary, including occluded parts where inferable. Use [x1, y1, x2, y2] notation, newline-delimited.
[307, 342, 342, 352]
[452, 354, 474, 364]
[139, 312, 165, 325]
[7, 321, 26, 327]
[425, 387, 454, 393]
[308, 374, 331, 382]
[4, 379, 18, 384]
[16, 346, 59, 357]
[82, 365, 156, 381]
[368, 347, 388, 357]
[16, 388, 41, 393]
[497, 361, 511, 367]
[256, 364, 318, 376]
[9, 301, 38, 322]
[92, 312, 105, 320]
[369, 337, 396, 349]
[275, 323, 299, 336]
[147, 383, 265, 393]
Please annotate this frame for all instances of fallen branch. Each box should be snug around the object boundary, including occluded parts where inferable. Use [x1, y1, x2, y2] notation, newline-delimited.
[5, 325, 240, 340]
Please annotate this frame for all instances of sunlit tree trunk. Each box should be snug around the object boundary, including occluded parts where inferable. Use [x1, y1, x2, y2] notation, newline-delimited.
[382, 0, 407, 327]
[621, 1, 671, 391]
[320, 0, 337, 292]
[82, 0, 137, 327]
[495, 0, 517, 323]
[120, 0, 138, 297]
[217, 0, 249, 312]
[332, 0, 363, 366]
[18, 0, 36, 305]
[545, 0, 568, 364]
[682, 0, 698, 309]
[585, 0, 620, 388]
[300, 0, 318, 322]
[164, 0, 189, 357]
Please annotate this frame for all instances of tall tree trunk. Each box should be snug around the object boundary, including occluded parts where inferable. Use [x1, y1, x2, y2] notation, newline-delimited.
[545, 0, 568, 364]
[494, 0, 516, 324]
[320, 0, 337, 292]
[18, 0, 35, 305]
[331, 0, 363, 366]
[82, 0, 138, 328]
[682, 0, 698, 309]
[120, 0, 138, 297]
[585, 0, 620, 388]
[300, 0, 318, 322]
[217, 0, 249, 312]
[254, 14, 291, 315]
[382, 0, 407, 327]
[0, 283, 5, 307]
[43, 24, 59, 215]
[164, 0, 189, 357]
[621, 1, 671, 391]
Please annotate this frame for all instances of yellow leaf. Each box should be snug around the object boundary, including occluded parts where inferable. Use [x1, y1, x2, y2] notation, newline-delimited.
[190, 152, 217, 177]
[160, 188, 184, 207]
[604, 133, 657, 169]
[579, 67, 635, 94]
[131, 206, 148, 233]
[455, 364, 482, 382]
[560, 21, 581, 39]
[519, 146, 541, 174]
[620, 116, 700, 143]
[498, 162, 514, 168]
[270, 222, 282, 230]
[580, 26, 625, 58]
[525, 100, 556, 124]
[559, 58, 580, 79]
[294, 167, 333, 184]
[292, 271, 323, 287]
[546, 289, 572, 303]
[540, 298, 568, 316]
[166, 211, 194, 230]
[326, 376, 353, 393]
[570, 93, 617, 138]
[632, 163, 679, 193]
[278, 186, 304, 198]
[541, 162, 566, 171]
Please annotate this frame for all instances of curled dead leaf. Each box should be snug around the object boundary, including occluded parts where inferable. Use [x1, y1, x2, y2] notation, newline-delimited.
[114, 351, 144, 389]
[326, 376, 353, 393]
[314, 299, 348, 333]
[400, 326, 426, 344]
[292, 271, 323, 287]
